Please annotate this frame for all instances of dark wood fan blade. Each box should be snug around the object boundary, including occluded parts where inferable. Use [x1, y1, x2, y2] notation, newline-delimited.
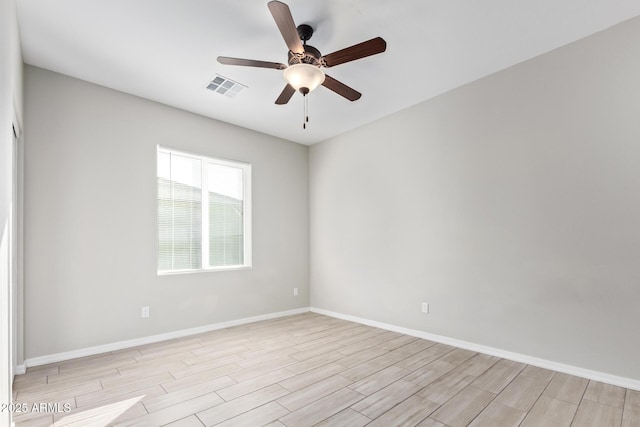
[217, 56, 287, 70]
[322, 37, 387, 68]
[322, 75, 361, 101]
[275, 84, 296, 104]
[267, 1, 304, 54]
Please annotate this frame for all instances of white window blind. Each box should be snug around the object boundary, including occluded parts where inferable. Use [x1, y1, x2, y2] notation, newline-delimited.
[157, 147, 251, 274]
[208, 164, 245, 267]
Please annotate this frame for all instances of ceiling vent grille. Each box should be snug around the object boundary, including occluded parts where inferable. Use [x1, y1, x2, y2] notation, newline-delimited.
[206, 75, 247, 98]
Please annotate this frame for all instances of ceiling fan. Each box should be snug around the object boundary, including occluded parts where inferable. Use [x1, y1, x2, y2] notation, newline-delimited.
[217, 1, 387, 108]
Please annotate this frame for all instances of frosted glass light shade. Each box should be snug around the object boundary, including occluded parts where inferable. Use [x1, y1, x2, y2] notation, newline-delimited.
[283, 64, 325, 92]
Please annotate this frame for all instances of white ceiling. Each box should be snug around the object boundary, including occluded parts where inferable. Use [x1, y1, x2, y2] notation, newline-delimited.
[16, 0, 640, 145]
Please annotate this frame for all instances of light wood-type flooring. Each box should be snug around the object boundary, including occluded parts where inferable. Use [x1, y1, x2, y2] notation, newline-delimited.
[11, 313, 640, 426]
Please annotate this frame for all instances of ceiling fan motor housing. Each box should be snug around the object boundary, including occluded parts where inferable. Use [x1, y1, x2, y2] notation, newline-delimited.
[287, 24, 322, 67]
[288, 45, 322, 66]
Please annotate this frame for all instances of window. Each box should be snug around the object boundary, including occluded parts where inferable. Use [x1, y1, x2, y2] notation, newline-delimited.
[157, 147, 251, 273]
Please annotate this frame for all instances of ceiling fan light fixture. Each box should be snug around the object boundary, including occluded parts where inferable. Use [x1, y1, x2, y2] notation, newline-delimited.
[283, 64, 325, 93]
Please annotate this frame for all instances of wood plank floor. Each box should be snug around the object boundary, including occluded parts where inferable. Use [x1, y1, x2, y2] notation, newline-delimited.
[11, 313, 640, 426]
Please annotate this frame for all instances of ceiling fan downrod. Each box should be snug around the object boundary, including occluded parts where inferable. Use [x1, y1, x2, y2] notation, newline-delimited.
[297, 24, 313, 45]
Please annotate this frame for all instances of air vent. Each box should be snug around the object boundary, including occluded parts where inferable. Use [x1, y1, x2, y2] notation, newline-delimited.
[206, 75, 247, 98]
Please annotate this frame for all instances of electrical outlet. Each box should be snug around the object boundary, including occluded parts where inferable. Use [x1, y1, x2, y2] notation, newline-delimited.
[141, 306, 150, 318]
[293, 288, 299, 296]
[421, 302, 429, 314]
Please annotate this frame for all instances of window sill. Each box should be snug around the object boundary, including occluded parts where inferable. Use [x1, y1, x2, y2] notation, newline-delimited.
[157, 265, 252, 276]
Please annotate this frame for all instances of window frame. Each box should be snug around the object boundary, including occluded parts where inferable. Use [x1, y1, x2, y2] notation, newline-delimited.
[156, 146, 252, 275]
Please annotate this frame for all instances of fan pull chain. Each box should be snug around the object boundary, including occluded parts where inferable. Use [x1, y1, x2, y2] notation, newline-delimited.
[303, 93, 309, 129]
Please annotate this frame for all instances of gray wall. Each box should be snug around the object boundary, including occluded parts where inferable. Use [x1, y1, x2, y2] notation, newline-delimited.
[310, 17, 640, 379]
[24, 66, 309, 359]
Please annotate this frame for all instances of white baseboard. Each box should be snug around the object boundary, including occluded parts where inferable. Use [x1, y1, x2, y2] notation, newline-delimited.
[20, 305, 640, 392]
[22, 307, 310, 370]
[310, 307, 640, 392]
